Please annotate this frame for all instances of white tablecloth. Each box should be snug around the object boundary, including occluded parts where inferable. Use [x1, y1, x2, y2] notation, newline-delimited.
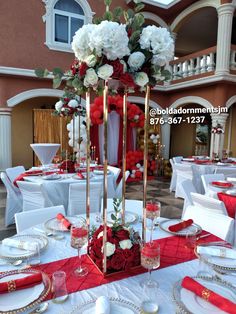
[24, 173, 116, 209]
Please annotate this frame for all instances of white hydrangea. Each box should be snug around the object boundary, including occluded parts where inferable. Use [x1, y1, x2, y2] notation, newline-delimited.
[71, 24, 96, 61]
[139, 26, 174, 66]
[55, 100, 63, 111]
[89, 21, 130, 60]
[128, 52, 145, 71]
[68, 99, 79, 108]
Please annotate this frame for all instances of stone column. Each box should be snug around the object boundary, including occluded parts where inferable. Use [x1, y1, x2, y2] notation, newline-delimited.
[0, 108, 12, 171]
[210, 113, 228, 159]
[161, 114, 171, 159]
[215, 3, 235, 75]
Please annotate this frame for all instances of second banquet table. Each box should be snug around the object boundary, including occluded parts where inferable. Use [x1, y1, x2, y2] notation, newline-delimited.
[23, 172, 115, 209]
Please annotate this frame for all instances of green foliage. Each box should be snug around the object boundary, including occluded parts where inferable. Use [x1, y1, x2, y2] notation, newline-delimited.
[161, 69, 172, 81]
[135, 3, 145, 12]
[52, 67, 64, 77]
[104, 0, 112, 6]
[103, 11, 113, 21]
[35, 68, 49, 78]
[53, 77, 62, 89]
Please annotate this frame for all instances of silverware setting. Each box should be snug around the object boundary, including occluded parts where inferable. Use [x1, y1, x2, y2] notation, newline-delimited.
[28, 302, 49, 314]
[33, 228, 64, 240]
[0, 259, 23, 266]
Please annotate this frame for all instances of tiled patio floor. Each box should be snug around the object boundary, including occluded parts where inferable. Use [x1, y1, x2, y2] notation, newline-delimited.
[0, 177, 183, 240]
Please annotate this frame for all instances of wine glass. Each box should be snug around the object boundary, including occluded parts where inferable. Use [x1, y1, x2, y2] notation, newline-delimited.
[71, 220, 88, 277]
[141, 242, 160, 288]
[146, 200, 161, 243]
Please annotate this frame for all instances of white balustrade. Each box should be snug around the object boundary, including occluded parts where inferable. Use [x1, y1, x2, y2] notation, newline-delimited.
[230, 49, 236, 70]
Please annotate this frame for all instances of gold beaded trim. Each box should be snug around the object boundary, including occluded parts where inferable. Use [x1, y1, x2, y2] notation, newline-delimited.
[7, 280, 16, 292]
[202, 288, 211, 301]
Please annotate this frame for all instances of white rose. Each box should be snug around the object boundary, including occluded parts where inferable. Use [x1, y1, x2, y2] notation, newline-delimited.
[150, 134, 155, 140]
[97, 231, 103, 239]
[134, 115, 139, 121]
[119, 239, 133, 250]
[139, 166, 144, 172]
[55, 100, 63, 111]
[68, 99, 79, 108]
[102, 242, 116, 257]
[135, 72, 149, 87]
[153, 139, 158, 144]
[97, 64, 114, 80]
[84, 69, 98, 87]
[128, 52, 145, 71]
[136, 163, 141, 169]
[85, 54, 97, 67]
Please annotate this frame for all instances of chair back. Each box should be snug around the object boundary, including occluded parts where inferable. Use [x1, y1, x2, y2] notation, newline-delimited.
[5, 166, 25, 183]
[173, 156, 183, 164]
[17, 181, 52, 211]
[15, 205, 65, 233]
[180, 179, 197, 217]
[201, 173, 225, 194]
[108, 166, 121, 186]
[190, 192, 228, 215]
[115, 171, 130, 198]
[68, 182, 102, 215]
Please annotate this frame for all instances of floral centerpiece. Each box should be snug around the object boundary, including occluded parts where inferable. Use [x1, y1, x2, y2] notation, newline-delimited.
[211, 123, 224, 134]
[88, 199, 141, 273]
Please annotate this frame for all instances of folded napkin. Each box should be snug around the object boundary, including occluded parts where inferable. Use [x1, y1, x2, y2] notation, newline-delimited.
[182, 276, 236, 314]
[77, 172, 85, 179]
[146, 203, 160, 212]
[56, 213, 71, 230]
[13, 170, 43, 187]
[0, 273, 42, 294]
[197, 245, 236, 259]
[95, 296, 110, 314]
[169, 219, 193, 232]
[2, 238, 38, 251]
[217, 192, 236, 218]
[212, 181, 233, 188]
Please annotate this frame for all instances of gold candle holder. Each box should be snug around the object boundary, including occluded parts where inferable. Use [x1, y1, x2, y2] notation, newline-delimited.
[78, 114, 81, 164]
[86, 90, 91, 231]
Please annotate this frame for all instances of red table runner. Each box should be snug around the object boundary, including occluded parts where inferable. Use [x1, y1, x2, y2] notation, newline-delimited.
[35, 232, 219, 299]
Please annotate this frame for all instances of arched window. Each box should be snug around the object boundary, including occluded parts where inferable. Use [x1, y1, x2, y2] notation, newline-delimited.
[43, 0, 93, 53]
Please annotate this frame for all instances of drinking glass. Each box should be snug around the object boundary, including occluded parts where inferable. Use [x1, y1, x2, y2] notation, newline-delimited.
[146, 201, 161, 243]
[27, 242, 40, 266]
[185, 232, 197, 251]
[141, 242, 160, 288]
[141, 284, 159, 314]
[71, 221, 88, 276]
[52, 271, 69, 303]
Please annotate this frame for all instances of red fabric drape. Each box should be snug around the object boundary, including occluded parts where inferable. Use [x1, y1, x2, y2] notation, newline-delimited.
[118, 118, 135, 165]
[90, 124, 100, 163]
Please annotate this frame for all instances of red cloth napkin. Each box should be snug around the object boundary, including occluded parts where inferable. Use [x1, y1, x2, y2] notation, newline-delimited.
[182, 276, 236, 314]
[146, 203, 160, 212]
[56, 213, 72, 230]
[212, 181, 233, 188]
[0, 273, 42, 294]
[218, 192, 236, 218]
[95, 165, 104, 170]
[169, 219, 193, 232]
[77, 172, 85, 179]
[13, 170, 43, 187]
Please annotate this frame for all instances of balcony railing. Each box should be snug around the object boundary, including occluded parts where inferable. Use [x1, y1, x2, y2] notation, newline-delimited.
[230, 44, 236, 70]
[169, 46, 216, 81]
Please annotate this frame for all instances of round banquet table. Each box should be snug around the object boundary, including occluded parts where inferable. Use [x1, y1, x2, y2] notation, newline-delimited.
[23, 173, 116, 209]
[0, 204, 229, 314]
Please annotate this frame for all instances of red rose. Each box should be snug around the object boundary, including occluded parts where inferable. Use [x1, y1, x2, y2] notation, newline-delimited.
[120, 73, 136, 88]
[110, 249, 126, 270]
[132, 244, 141, 266]
[115, 229, 130, 241]
[71, 59, 79, 75]
[123, 248, 135, 270]
[108, 60, 124, 79]
[79, 62, 88, 77]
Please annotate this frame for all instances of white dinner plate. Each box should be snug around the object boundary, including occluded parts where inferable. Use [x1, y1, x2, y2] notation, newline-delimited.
[0, 235, 48, 260]
[226, 189, 236, 196]
[44, 216, 85, 232]
[182, 158, 195, 162]
[42, 174, 61, 180]
[0, 269, 51, 313]
[70, 297, 140, 314]
[173, 276, 236, 314]
[72, 173, 93, 180]
[159, 219, 202, 236]
[93, 169, 110, 175]
[107, 211, 138, 225]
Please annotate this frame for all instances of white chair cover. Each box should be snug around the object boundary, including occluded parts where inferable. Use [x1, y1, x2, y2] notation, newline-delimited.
[17, 181, 53, 211]
[68, 182, 102, 215]
[183, 206, 234, 244]
[191, 164, 214, 194]
[5, 166, 25, 183]
[169, 159, 176, 192]
[180, 179, 197, 217]
[190, 192, 228, 216]
[201, 173, 225, 194]
[108, 166, 121, 187]
[115, 171, 130, 198]
[1, 172, 23, 226]
[175, 164, 193, 199]
[30, 143, 60, 166]
[173, 156, 183, 164]
[15, 205, 66, 233]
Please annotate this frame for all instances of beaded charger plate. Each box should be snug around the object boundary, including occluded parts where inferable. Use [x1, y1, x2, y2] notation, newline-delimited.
[0, 269, 51, 314]
[0, 235, 48, 260]
[159, 219, 202, 237]
[173, 276, 236, 314]
[44, 216, 84, 232]
[70, 297, 141, 314]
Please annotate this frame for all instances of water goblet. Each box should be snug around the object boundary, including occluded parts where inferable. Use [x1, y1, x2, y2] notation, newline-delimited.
[71, 221, 88, 277]
[51, 271, 69, 303]
[146, 201, 161, 243]
[140, 242, 160, 288]
[141, 284, 159, 314]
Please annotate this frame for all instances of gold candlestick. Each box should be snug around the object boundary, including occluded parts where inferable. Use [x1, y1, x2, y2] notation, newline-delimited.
[86, 91, 91, 233]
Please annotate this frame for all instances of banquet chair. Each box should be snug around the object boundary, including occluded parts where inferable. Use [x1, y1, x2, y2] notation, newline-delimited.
[108, 165, 121, 187]
[68, 182, 102, 215]
[114, 171, 130, 198]
[175, 164, 193, 199]
[0, 172, 23, 226]
[173, 156, 183, 164]
[214, 167, 236, 177]
[169, 159, 176, 192]
[17, 181, 53, 211]
[191, 164, 214, 194]
[5, 166, 25, 183]
[183, 206, 235, 244]
[15, 205, 66, 233]
[179, 179, 197, 217]
[201, 173, 225, 194]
